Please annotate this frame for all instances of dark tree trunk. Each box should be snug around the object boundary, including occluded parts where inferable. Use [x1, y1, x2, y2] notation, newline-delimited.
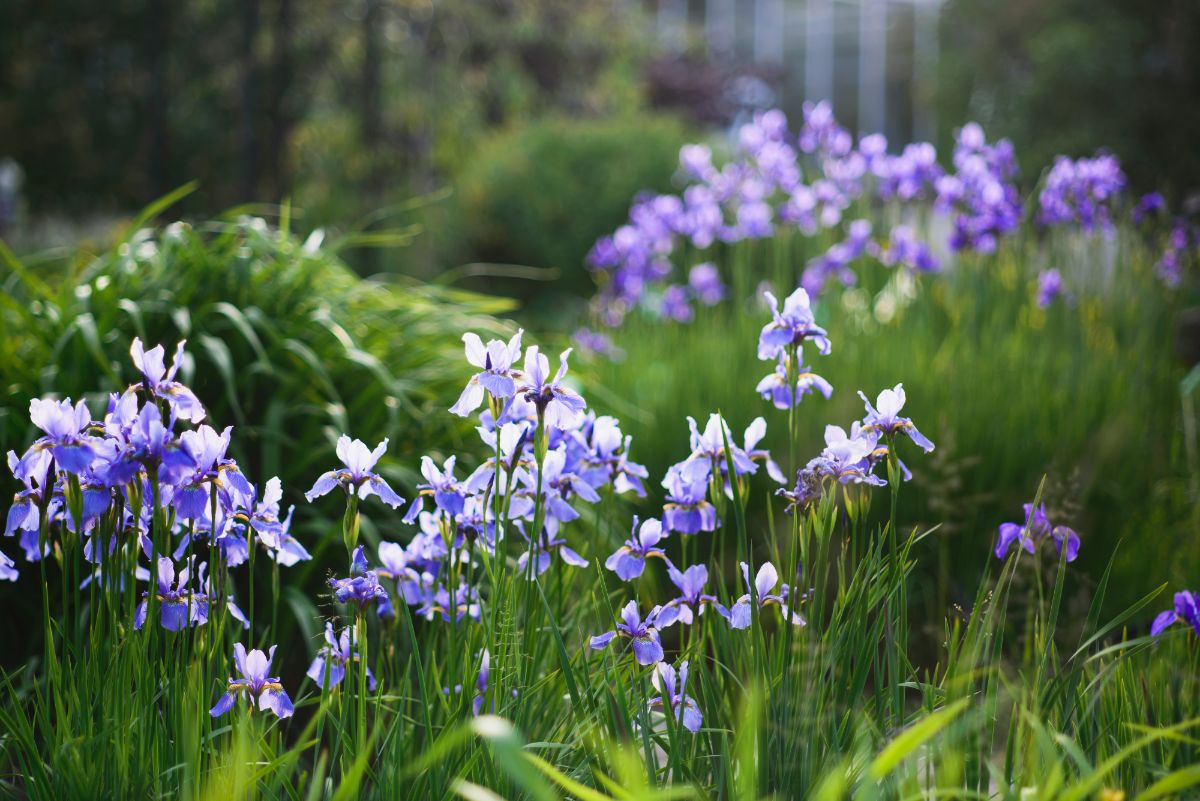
[268, 0, 295, 200]
[146, 0, 171, 198]
[361, 0, 383, 198]
[241, 0, 261, 201]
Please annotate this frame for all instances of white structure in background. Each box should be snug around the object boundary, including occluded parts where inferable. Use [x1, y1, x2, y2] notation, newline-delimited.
[658, 0, 944, 144]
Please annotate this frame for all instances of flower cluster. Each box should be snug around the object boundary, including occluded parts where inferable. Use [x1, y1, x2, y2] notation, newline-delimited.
[1038, 154, 1126, 233]
[587, 104, 1033, 329]
[4, 338, 309, 632]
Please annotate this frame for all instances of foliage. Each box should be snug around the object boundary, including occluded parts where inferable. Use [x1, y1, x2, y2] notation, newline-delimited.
[583, 225, 1196, 619]
[450, 114, 691, 305]
[0, 201, 515, 655]
[939, 0, 1200, 197]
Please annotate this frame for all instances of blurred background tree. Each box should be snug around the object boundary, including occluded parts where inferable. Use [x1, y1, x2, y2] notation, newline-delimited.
[2, 0, 1200, 268]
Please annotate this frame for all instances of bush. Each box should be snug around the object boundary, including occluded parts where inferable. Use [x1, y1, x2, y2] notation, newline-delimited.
[454, 114, 691, 305]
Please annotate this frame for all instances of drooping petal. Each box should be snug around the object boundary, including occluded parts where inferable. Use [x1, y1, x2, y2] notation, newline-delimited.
[209, 692, 237, 718]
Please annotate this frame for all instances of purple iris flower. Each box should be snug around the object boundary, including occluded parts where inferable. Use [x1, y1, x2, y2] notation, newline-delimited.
[1036, 269, 1064, 308]
[377, 540, 432, 605]
[572, 328, 625, 362]
[688, 263, 726, 306]
[516, 525, 589, 577]
[449, 329, 525, 417]
[517, 346, 587, 430]
[858, 384, 935, 453]
[0, 549, 17, 581]
[740, 417, 787, 485]
[1132, 192, 1166, 224]
[307, 622, 376, 690]
[128, 338, 206, 423]
[575, 415, 649, 497]
[173, 425, 254, 520]
[210, 644, 294, 719]
[994, 502, 1080, 562]
[757, 288, 831, 361]
[649, 660, 702, 733]
[248, 478, 310, 566]
[305, 435, 405, 509]
[6, 448, 52, 539]
[473, 649, 490, 716]
[722, 562, 805, 629]
[1150, 591, 1200, 637]
[329, 546, 390, 608]
[662, 284, 694, 323]
[604, 517, 669, 581]
[756, 352, 833, 410]
[404, 455, 466, 523]
[21, 398, 96, 475]
[663, 564, 718, 625]
[807, 424, 887, 486]
[662, 461, 718, 535]
[104, 402, 194, 487]
[197, 562, 249, 630]
[529, 447, 601, 520]
[589, 600, 679, 665]
[682, 414, 759, 485]
[134, 556, 209, 631]
[416, 579, 481, 624]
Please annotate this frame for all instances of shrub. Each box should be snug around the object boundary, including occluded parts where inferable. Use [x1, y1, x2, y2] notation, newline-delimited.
[455, 113, 691, 302]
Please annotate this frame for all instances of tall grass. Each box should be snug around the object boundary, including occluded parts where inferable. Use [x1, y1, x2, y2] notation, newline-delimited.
[0, 202, 1197, 800]
[584, 224, 1195, 621]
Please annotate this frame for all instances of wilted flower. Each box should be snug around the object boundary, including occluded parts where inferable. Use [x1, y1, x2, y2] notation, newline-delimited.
[307, 622, 376, 690]
[305, 436, 405, 509]
[604, 517, 669, 581]
[517, 346, 587, 430]
[210, 643, 294, 719]
[722, 562, 805, 629]
[1150, 591, 1200, 637]
[449, 330, 525, 417]
[757, 288, 831, 361]
[134, 556, 208, 631]
[994, 502, 1080, 562]
[858, 384, 935, 453]
[129, 338, 206, 423]
[649, 659, 702, 733]
[777, 466, 825, 512]
[589, 600, 679, 665]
